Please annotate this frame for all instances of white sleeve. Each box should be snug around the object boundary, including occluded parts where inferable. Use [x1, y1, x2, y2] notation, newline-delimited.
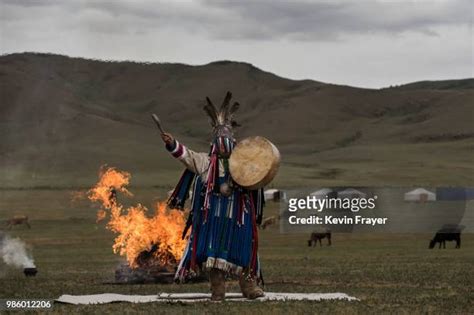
[167, 140, 209, 175]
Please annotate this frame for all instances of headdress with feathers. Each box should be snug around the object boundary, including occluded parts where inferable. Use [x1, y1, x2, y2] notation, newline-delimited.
[203, 91, 240, 138]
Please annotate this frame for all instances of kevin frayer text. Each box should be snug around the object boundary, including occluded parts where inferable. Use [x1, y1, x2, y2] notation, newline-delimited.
[288, 215, 388, 226]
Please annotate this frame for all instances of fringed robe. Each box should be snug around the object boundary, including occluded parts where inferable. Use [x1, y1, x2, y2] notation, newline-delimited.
[166, 140, 264, 282]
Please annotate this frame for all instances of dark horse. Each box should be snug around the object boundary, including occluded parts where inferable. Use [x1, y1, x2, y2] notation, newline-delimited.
[6, 215, 31, 229]
[308, 229, 332, 247]
[429, 227, 461, 249]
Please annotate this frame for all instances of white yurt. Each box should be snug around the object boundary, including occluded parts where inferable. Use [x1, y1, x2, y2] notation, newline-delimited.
[264, 189, 285, 201]
[338, 188, 367, 199]
[310, 188, 335, 199]
[404, 188, 436, 202]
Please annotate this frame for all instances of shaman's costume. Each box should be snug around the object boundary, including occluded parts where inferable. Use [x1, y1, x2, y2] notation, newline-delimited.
[166, 92, 265, 300]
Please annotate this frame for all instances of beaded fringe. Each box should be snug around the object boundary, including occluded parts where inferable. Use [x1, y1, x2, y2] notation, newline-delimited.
[204, 257, 243, 276]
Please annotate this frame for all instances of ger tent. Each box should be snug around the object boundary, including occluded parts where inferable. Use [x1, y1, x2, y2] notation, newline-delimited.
[310, 188, 337, 199]
[404, 188, 436, 202]
[264, 189, 285, 201]
[338, 188, 366, 199]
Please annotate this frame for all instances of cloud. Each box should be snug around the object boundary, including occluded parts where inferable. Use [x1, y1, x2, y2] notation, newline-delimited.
[208, 0, 472, 40]
[0, 0, 471, 88]
[1, 0, 471, 41]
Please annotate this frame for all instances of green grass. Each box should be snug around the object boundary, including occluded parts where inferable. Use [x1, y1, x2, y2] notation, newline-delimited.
[3, 139, 474, 189]
[1, 190, 473, 314]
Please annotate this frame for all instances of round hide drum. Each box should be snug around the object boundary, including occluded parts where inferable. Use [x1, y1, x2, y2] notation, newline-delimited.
[229, 136, 280, 190]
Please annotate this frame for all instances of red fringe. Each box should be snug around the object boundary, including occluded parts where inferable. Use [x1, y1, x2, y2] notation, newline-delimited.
[190, 225, 199, 271]
[203, 145, 218, 221]
[237, 192, 244, 225]
[249, 193, 259, 275]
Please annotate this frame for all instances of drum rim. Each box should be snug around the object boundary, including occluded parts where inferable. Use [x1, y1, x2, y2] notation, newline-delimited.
[229, 136, 280, 189]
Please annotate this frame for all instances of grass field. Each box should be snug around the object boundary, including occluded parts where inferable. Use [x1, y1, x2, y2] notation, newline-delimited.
[1, 52, 473, 314]
[1, 189, 473, 314]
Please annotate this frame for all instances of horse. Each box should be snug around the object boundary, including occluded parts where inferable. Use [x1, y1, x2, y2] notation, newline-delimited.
[260, 216, 279, 229]
[6, 215, 31, 229]
[308, 229, 331, 247]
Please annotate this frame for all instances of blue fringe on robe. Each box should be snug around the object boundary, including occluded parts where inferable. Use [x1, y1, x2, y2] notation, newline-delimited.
[167, 169, 196, 210]
[174, 173, 265, 282]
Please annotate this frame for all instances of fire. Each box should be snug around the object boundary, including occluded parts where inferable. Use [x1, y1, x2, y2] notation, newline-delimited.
[87, 166, 187, 268]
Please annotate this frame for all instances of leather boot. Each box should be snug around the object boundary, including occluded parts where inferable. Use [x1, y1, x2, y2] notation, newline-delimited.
[239, 272, 264, 299]
[209, 268, 226, 301]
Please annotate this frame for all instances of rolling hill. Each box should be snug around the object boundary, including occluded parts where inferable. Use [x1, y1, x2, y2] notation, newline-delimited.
[1, 53, 473, 188]
[393, 78, 474, 90]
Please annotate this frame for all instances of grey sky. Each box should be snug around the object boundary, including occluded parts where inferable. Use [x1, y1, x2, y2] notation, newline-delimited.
[0, 0, 472, 88]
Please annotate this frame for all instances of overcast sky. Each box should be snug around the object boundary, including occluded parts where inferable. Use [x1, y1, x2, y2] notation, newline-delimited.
[0, 0, 472, 88]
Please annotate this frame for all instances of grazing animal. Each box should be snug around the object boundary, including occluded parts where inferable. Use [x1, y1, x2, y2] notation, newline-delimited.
[429, 228, 461, 249]
[260, 216, 279, 229]
[6, 215, 31, 229]
[308, 229, 331, 247]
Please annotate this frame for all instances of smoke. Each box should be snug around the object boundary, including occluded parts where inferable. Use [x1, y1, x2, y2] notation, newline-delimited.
[0, 232, 35, 269]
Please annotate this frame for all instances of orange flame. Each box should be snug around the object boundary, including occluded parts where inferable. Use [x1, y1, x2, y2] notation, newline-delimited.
[87, 166, 187, 268]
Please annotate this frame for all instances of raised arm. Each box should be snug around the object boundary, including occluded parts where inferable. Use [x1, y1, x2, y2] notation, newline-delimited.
[161, 132, 209, 175]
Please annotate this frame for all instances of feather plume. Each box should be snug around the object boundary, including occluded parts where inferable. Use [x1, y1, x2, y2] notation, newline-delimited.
[204, 97, 218, 126]
[220, 91, 232, 112]
[203, 92, 240, 130]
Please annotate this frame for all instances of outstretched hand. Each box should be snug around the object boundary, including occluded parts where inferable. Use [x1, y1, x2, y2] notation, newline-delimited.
[161, 132, 174, 146]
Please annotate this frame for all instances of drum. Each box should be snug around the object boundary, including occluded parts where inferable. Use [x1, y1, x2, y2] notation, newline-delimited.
[229, 136, 280, 190]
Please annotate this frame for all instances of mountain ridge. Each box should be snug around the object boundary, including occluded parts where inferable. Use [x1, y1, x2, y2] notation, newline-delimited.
[1, 52, 473, 188]
[5, 52, 471, 90]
